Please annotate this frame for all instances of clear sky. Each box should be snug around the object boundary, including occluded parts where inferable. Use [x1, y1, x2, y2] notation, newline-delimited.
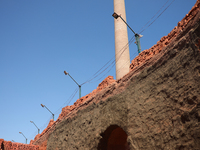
[0, 0, 197, 144]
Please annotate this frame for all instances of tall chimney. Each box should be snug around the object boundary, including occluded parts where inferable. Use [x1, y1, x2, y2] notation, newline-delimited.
[113, 0, 130, 80]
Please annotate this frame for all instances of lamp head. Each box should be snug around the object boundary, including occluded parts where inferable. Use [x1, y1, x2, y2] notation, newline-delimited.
[41, 104, 45, 107]
[30, 121, 33, 123]
[64, 71, 68, 75]
[112, 12, 119, 19]
[19, 132, 22, 134]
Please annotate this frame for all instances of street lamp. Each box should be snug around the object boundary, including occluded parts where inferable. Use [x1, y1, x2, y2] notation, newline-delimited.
[19, 132, 27, 144]
[112, 12, 142, 54]
[41, 104, 54, 121]
[30, 121, 40, 134]
[64, 71, 81, 99]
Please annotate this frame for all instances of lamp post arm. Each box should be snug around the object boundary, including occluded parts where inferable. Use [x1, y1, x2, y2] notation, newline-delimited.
[68, 73, 81, 99]
[68, 73, 81, 87]
[44, 105, 54, 121]
[31, 122, 40, 134]
[32, 122, 39, 130]
[119, 16, 136, 35]
[64, 71, 81, 99]
[44, 105, 54, 116]
[21, 133, 27, 139]
[20, 132, 27, 144]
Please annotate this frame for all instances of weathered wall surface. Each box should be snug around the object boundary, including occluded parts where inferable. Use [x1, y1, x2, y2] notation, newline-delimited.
[1, 1, 199, 150]
[46, 6, 200, 150]
[24, 1, 200, 149]
[125, 19, 200, 149]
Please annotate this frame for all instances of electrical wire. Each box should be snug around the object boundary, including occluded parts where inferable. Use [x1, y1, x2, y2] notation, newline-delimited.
[139, 0, 176, 34]
[81, 34, 136, 85]
[116, 0, 177, 75]
[81, 39, 130, 85]
[138, 0, 170, 34]
[88, 0, 176, 81]
[29, 0, 178, 142]
[92, 35, 138, 82]
[38, 0, 177, 121]
[80, 0, 176, 84]
[54, 87, 79, 115]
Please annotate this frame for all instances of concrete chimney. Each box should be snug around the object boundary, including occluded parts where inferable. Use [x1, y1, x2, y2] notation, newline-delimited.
[113, 0, 130, 80]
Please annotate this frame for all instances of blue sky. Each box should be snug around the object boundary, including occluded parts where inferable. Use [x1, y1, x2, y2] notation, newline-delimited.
[0, 0, 197, 144]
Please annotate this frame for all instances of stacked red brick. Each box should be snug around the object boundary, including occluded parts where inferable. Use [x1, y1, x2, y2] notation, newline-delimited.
[0, 139, 39, 150]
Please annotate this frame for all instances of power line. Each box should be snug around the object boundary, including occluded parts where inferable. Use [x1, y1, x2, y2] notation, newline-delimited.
[29, 88, 78, 141]
[38, 0, 177, 123]
[139, 0, 176, 34]
[138, 0, 170, 33]
[29, 0, 178, 142]
[54, 87, 79, 115]
[91, 35, 138, 82]
[80, 37, 131, 85]
[36, 0, 177, 134]
[80, 29, 143, 85]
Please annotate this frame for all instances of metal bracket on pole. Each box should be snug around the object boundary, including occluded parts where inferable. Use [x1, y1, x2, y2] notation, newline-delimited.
[135, 34, 141, 54]
[41, 104, 54, 121]
[79, 85, 81, 99]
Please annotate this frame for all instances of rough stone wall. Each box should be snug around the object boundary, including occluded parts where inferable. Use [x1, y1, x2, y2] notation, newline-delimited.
[1, 1, 199, 150]
[126, 21, 200, 149]
[28, 1, 200, 149]
[0, 139, 39, 150]
[46, 6, 200, 150]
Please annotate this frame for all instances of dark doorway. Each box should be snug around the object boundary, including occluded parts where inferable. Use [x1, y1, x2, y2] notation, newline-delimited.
[97, 125, 130, 150]
[1, 142, 4, 150]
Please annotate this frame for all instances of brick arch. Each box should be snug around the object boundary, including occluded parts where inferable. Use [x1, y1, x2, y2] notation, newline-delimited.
[97, 125, 130, 150]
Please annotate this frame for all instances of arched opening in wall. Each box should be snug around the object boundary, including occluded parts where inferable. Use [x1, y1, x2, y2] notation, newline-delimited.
[97, 125, 130, 150]
[1, 142, 4, 150]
